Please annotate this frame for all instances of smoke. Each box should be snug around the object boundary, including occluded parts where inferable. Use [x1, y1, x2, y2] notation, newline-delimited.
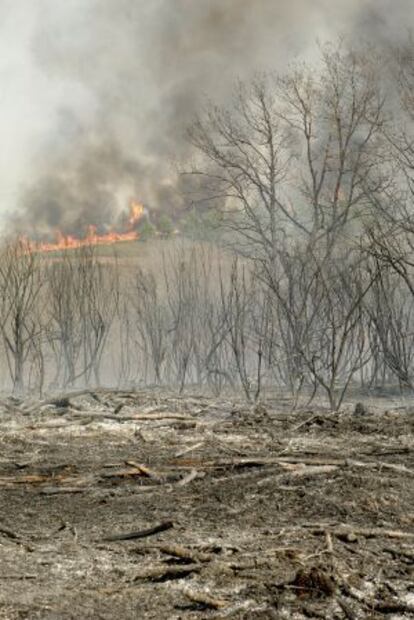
[1, 0, 413, 236]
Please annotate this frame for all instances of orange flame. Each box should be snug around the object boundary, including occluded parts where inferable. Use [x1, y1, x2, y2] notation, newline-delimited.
[128, 200, 144, 229]
[31, 200, 144, 253]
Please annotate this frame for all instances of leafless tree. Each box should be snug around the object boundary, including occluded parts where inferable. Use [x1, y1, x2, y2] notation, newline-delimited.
[77, 246, 119, 386]
[130, 268, 169, 384]
[45, 252, 83, 387]
[176, 245, 230, 392]
[263, 246, 315, 405]
[218, 259, 269, 402]
[186, 44, 386, 262]
[1, 42, 408, 407]
[0, 239, 45, 394]
[365, 259, 414, 390]
[302, 252, 374, 410]
[115, 297, 139, 388]
[44, 245, 119, 389]
[266, 242, 375, 409]
[182, 43, 391, 408]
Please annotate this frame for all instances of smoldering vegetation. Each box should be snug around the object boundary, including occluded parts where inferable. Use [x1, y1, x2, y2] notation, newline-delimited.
[3, 42, 414, 410]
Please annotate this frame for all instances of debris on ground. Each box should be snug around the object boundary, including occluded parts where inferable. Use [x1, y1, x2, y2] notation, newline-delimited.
[0, 389, 413, 619]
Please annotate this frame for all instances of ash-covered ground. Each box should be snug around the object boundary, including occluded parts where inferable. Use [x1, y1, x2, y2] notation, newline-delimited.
[0, 390, 413, 619]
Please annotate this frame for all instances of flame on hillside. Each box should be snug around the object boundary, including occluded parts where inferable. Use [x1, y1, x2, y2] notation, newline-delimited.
[30, 200, 144, 253]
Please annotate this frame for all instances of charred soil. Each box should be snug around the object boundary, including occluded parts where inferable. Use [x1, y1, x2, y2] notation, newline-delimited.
[0, 390, 413, 619]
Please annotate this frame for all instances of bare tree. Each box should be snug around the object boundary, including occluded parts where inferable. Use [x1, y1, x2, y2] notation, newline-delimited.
[130, 268, 169, 384]
[186, 44, 386, 261]
[114, 297, 137, 388]
[0, 239, 45, 395]
[77, 246, 119, 386]
[264, 246, 315, 405]
[365, 259, 414, 390]
[45, 252, 83, 387]
[182, 43, 389, 408]
[219, 259, 269, 402]
[44, 245, 119, 389]
[266, 242, 375, 410]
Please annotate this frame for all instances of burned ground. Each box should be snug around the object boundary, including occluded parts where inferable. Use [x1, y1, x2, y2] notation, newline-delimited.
[0, 391, 413, 619]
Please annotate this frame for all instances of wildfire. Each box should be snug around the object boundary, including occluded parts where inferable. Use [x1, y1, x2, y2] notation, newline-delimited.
[128, 200, 144, 229]
[32, 200, 144, 253]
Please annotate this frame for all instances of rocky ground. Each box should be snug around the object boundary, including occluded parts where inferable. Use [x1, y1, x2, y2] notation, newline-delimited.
[0, 389, 413, 619]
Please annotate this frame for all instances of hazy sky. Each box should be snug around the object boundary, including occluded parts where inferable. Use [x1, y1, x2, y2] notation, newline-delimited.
[0, 0, 412, 233]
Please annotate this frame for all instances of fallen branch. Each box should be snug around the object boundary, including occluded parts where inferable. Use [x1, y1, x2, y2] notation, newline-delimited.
[346, 459, 414, 476]
[177, 469, 203, 487]
[280, 463, 339, 477]
[373, 600, 414, 614]
[27, 420, 91, 431]
[40, 486, 89, 495]
[124, 461, 162, 481]
[133, 563, 200, 581]
[0, 400, 26, 415]
[66, 411, 194, 423]
[183, 588, 228, 609]
[169, 455, 414, 481]
[101, 467, 160, 481]
[130, 412, 194, 422]
[336, 597, 358, 620]
[383, 546, 414, 561]
[257, 465, 339, 486]
[170, 456, 345, 470]
[325, 531, 334, 554]
[175, 442, 205, 458]
[341, 581, 414, 615]
[23, 389, 94, 414]
[212, 600, 265, 618]
[290, 414, 320, 433]
[0, 474, 55, 485]
[0, 523, 20, 540]
[102, 520, 174, 542]
[304, 524, 414, 540]
[159, 543, 212, 563]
